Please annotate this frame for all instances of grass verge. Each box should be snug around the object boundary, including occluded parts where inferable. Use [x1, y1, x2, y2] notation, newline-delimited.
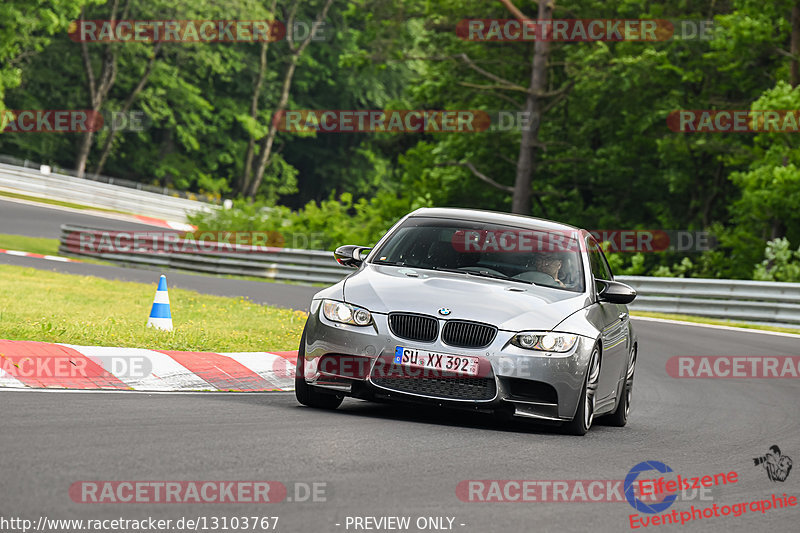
[631, 311, 800, 335]
[0, 264, 307, 351]
[0, 233, 60, 256]
[0, 233, 113, 266]
[0, 232, 329, 286]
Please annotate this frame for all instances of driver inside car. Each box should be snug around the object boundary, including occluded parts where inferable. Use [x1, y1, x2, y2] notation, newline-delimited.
[531, 253, 566, 288]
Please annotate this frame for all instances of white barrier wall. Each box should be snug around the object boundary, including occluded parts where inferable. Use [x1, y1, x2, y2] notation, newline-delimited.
[0, 162, 212, 221]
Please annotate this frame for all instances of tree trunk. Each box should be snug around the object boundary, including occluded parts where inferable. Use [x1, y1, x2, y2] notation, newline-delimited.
[239, 0, 279, 195]
[244, 0, 334, 199]
[75, 129, 95, 178]
[511, 0, 553, 215]
[240, 40, 271, 195]
[246, 55, 299, 198]
[94, 42, 162, 177]
[75, 1, 124, 176]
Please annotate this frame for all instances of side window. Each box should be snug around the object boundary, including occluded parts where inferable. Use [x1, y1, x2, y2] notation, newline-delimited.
[587, 238, 613, 282]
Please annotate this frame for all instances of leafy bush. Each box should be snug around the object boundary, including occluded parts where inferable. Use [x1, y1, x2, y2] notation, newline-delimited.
[188, 191, 420, 250]
[604, 251, 648, 276]
[753, 238, 800, 282]
[602, 223, 772, 280]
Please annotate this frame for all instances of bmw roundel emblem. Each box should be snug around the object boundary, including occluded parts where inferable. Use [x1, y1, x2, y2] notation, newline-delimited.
[438, 308, 451, 316]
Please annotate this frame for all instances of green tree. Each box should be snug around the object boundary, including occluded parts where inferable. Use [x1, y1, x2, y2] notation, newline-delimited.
[730, 83, 800, 243]
[0, 0, 94, 114]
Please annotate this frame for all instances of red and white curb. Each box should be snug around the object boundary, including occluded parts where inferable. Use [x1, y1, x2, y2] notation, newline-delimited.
[132, 215, 196, 232]
[0, 249, 79, 262]
[0, 340, 298, 392]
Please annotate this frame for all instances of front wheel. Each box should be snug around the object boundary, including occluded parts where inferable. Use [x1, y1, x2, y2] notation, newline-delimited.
[604, 345, 636, 427]
[563, 346, 600, 436]
[295, 329, 344, 410]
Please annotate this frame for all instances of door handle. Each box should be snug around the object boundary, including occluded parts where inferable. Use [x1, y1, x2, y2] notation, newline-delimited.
[618, 312, 628, 321]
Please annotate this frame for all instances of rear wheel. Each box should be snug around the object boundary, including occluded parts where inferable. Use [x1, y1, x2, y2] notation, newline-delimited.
[564, 346, 600, 436]
[604, 345, 636, 427]
[295, 329, 344, 410]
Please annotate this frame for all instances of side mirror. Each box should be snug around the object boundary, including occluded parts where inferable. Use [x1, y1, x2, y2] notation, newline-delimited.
[596, 279, 637, 304]
[333, 245, 372, 268]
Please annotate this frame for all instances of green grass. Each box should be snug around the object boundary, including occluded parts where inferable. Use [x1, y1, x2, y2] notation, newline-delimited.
[631, 311, 800, 335]
[0, 189, 128, 214]
[0, 233, 60, 256]
[0, 233, 113, 266]
[0, 231, 324, 284]
[0, 264, 307, 351]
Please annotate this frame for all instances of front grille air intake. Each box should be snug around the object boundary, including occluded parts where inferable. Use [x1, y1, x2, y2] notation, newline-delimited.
[388, 313, 438, 342]
[441, 320, 497, 348]
[371, 374, 497, 401]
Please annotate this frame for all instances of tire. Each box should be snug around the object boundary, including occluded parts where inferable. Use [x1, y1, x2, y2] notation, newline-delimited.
[604, 345, 636, 427]
[563, 346, 600, 436]
[295, 328, 344, 410]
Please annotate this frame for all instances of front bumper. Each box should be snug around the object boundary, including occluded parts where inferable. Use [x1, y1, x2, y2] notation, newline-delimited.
[302, 301, 595, 421]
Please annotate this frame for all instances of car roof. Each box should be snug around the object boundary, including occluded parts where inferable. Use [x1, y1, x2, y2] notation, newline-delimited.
[408, 207, 582, 233]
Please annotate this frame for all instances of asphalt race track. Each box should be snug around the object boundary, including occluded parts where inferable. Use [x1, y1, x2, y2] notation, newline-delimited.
[1, 322, 798, 532]
[1, 201, 799, 532]
[0, 197, 160, 239]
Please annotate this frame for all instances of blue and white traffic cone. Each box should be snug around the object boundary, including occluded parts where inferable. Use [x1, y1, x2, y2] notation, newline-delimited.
[147, 275, 173, 331]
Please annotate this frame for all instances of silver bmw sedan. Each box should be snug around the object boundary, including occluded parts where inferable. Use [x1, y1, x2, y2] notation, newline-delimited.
[295, 208, 638, 435]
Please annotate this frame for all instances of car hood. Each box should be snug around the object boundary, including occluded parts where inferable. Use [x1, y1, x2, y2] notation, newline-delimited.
[343, 264, 590, 332]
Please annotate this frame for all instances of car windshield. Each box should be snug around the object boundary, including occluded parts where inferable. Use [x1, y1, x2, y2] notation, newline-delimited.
[369, 217, 585, 292]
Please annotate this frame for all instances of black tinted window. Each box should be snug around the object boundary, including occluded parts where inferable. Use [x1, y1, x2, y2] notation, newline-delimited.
[588, 238, 613, 281]
[370, 217, 585, 292]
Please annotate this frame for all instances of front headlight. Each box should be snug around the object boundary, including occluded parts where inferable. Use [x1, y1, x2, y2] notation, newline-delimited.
[322, 299, 373, 326]
[511, 332, 578, 352]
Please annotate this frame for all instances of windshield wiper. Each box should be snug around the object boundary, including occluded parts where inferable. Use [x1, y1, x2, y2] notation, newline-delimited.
[388, 265, 535, 286]
[430, 267, 530, 285]
[428, 266, 467, 274]
[463, 269, 540, 287]
[463, 270, 510, 281]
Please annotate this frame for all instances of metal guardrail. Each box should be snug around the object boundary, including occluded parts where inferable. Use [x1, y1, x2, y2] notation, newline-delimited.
[57, 225, 800, 324]
[617, 276, 800, 326]
[0, 162, 212, 222]
[58, 225, 350, 284]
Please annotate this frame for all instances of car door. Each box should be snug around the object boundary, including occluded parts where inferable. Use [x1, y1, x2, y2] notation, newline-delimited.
[587, 238, 629, 403]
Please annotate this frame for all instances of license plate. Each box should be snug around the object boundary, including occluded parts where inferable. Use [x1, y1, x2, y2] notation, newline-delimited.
[394, 346, 480, 376]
